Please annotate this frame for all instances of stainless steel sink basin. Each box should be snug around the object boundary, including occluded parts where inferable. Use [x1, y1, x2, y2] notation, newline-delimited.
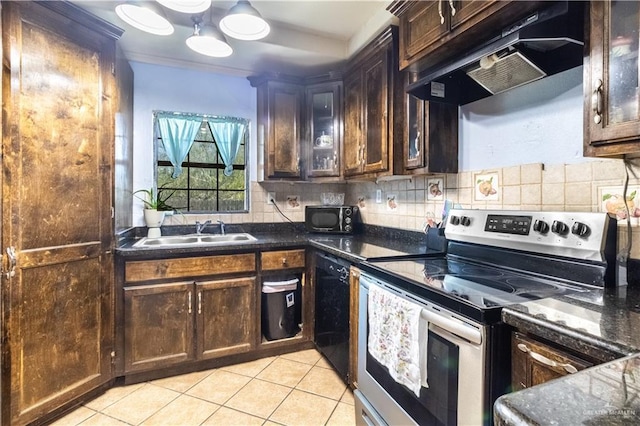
[133, 233, 257, 248]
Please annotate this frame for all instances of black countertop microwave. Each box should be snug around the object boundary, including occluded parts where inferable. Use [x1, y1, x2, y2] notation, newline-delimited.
[305, 205, 358, 234]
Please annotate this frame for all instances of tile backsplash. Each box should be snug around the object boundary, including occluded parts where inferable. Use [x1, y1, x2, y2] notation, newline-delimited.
[163, 159, 640, 259]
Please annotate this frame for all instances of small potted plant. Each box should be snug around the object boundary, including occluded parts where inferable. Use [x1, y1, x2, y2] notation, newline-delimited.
[134, 186, 177, 236]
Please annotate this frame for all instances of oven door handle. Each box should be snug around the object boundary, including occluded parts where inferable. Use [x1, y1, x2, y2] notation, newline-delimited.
[420, 309, 482, 345]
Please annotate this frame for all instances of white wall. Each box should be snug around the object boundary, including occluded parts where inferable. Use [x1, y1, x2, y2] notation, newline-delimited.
[131, 61, 257, 225]
[459, 66, 585, 171]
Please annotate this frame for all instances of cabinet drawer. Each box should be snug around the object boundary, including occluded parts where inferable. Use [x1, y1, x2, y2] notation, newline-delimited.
[125, 253, 256, 282]
[261, 249, 305, 270]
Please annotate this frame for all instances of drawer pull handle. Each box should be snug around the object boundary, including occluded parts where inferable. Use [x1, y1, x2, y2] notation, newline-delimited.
[198, 291, 202, 314]
[517, 343, 578, 374]
[282, 257, 287, 265]
[188, 291, 192, 314]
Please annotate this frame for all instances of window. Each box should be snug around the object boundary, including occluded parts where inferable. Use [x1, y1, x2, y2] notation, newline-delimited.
[154, 111, 249, 213]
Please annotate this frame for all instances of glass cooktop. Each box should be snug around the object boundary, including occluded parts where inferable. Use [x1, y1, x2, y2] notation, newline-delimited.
[363, 256, 592, 315]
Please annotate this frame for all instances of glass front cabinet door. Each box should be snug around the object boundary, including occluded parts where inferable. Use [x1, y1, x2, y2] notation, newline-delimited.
[585, 0, 640, 156]
[306, 81, 342, 179]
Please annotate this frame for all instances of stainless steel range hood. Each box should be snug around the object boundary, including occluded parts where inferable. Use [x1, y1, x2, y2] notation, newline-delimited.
[407, 1, 585, 105]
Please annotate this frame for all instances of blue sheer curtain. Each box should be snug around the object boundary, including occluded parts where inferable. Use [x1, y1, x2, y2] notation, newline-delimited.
[156, 113, 202, 178]
[207, 117, 247, 176]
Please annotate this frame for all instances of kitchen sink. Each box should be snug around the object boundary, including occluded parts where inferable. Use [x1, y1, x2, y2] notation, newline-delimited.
[132, 233, 257, 248]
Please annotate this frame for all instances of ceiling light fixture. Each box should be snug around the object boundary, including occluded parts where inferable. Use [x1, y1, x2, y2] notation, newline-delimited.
[115, 1, 174, 36]
[219, 0, 270, 41]
[186, 14, 233, 58]
[157, 0, 212, 14]
[114, 0, 270, 57]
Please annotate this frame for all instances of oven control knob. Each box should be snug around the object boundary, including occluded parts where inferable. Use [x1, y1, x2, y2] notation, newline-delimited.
[533, 220, 549, 234]
[551, 220, 569, 235]
[345, 217, 352, 224]
[571, 221, 590, 237]
[450, 215, 460, 226]
[460, 216, 471, 227]
[344, 208, 352, 216]
[344, 224, 352, 232]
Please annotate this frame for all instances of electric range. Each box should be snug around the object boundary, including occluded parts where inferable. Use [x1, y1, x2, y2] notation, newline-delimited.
[359, 209, 619, 323]
[355, 209, 619, 426]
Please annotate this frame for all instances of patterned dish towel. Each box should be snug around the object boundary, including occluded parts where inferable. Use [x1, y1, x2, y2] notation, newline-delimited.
[368, 284, 428, 397]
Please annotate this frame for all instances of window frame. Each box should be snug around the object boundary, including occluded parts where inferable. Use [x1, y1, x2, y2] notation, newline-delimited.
[153, 110, 250, 214]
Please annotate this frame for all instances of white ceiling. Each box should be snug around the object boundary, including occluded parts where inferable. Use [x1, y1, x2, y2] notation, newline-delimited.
[72, 1, 396, 76]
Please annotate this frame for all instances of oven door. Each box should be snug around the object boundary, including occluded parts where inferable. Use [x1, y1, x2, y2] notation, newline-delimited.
[356, 274, 487, 426]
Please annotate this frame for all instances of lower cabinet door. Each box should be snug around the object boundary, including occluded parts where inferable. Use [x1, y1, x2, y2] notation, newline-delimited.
[197, 277, 256, 359]
[124, 282, 195, 372]
[511, 332, 593, 391]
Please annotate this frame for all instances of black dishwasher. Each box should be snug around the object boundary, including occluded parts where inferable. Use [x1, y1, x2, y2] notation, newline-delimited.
[314, 252, 351, 383]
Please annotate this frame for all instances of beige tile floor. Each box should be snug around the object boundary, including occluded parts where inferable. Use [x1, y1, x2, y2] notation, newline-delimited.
[52, 349, 355, 426]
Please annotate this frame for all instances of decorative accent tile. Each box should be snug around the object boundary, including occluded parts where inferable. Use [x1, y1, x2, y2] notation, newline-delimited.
[598, 185, 640, 221]
[473, 171, 500, 201]
[386, 194, 398, 211]
[286, 195, 300, 210]
[427, 178, 444, 200]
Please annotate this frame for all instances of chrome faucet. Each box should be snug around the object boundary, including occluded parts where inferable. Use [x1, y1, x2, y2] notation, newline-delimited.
[217, 220, 226, 235]
[195, 220, 212, 234]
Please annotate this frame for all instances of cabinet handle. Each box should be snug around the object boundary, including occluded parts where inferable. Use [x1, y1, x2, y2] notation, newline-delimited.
[517, 343, 578, 374]
[592, 78, 603, 125]
[438, 0, 445, 24]
[198, 291, 202, 314]
[4, 246, 16, 279]
[297, 156, 300, 172]
[448, 0, 456, 16]
[282, 257, 288, 266]
[188, 291, 192, 314]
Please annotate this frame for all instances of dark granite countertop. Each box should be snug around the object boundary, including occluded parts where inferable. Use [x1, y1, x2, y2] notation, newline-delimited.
[495, 353, 640, 425]
[115, 222, 429, 263]
[502, 287, 640, 362]
[496, 286, 640, 424]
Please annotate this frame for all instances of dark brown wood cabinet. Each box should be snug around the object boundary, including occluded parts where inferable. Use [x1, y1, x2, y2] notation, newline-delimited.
[197, 277, 256, 359]
[249, 75, 304, 180]
[389, 1, 541, 72]
[1, 2, 122, 424]
[121, 254, 257, 375]
[511, 332, 593, 391]
[124, 282, 195, 372]
[584, 0, 640, 157]
[343, 26, 401, 178]
[348, 266, 361, 388]
[404, 72, 458, 174]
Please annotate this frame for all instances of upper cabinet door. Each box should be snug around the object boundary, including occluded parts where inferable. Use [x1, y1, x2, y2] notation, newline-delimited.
[585, 0, 640, 156]
[250, 76, 304, 181]
[362, 52, 390, 174]
[306, 82, 342, 179]
[399, 1, 450, 67]
[343, 73, 364, 176]
[268, 82, 303, 178]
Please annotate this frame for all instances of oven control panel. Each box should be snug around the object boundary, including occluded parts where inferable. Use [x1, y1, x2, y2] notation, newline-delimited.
[485, 214, 532, 235]
[445, 209, 615, 262]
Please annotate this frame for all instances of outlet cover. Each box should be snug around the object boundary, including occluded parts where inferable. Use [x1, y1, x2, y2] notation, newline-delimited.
[376, 189, 382, 204]
[266, 192, 276, 205]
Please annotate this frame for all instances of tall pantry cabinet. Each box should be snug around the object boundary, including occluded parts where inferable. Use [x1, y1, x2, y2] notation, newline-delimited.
[1, 2, 123, 424]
